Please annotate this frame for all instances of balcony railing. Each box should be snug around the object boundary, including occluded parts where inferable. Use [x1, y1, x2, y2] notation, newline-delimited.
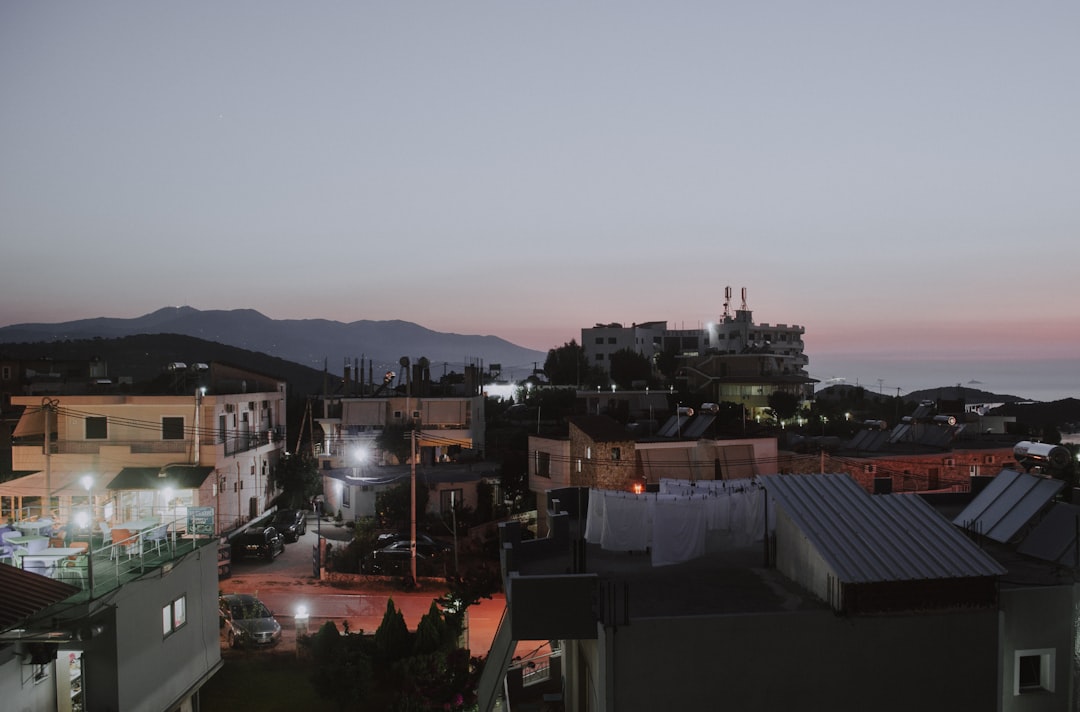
[14, 430, 278, 457]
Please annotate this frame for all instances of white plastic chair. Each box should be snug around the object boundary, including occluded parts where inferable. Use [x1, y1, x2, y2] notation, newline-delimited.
[99, 521, 113, 545]
[143, 525, 168, 555]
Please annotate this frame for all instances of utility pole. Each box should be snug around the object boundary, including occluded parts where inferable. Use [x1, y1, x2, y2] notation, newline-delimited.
[410, 427, 417, 584]
[43, 398, 53, 519]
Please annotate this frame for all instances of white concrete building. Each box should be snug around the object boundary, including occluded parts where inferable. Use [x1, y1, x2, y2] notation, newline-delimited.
[2, 363, 287, 535]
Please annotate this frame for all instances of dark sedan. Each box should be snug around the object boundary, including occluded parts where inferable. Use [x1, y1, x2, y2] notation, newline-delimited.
[374, 532, 451, 557]
[231, 526, 285, 561]
[269, 509, 307, 542]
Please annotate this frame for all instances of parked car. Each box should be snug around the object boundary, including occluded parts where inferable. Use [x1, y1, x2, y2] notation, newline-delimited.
[375, 532, 451, 557]
[362, 541, 442, 577]
[269, 509, 306, 542]
[231, 526, 284, 561]
[219, 593, 281, 648]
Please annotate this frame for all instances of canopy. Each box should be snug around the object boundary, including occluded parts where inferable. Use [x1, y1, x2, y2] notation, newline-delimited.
[107, 466, 214, 490]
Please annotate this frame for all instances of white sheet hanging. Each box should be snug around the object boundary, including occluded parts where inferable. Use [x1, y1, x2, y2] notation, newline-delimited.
[600, 493, 651, 552]
[652, 496, 707, 566]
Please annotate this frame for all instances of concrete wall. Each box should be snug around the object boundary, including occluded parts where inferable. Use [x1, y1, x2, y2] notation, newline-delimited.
[999, 584, 1078, 712]
[108, 542, 222, 711]
[574, 606, 999, 712]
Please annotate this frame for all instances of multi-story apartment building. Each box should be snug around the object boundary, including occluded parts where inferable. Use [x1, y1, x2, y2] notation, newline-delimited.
[581, 289, 814, 415]
[581, 321, 667, 377]
[1, 362, 287, 535]
[315, 387, 486, 523]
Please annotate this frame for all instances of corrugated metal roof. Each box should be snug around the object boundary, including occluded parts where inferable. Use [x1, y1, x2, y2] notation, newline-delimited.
[952, 469, 1064, 543]
[761, 474, 1006, 584]
[0, 565, 80, 632]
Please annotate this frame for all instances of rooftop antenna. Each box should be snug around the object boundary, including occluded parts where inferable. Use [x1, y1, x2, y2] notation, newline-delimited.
[723, 286, 732, 319]
[741, 287, 748, 312]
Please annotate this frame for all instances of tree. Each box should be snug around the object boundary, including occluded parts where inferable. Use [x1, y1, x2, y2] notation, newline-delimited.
[376, 422, 414, 464]
[269, 450, 321, 508]
[767, 391, 802, 422]
[609, 347, 652, 389]
[543, 339, 588, 385]
[306, 621, 374, 710]
[375, 598, 412, 662]
[376, 480, 429, 530]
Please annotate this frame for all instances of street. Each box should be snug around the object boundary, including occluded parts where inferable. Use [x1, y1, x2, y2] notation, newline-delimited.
[217, 512, 511, 656]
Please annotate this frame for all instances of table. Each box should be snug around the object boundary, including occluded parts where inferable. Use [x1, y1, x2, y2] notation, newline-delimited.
[115, 519, 160, 532]
[7, 535, 48, 552]
[22, 548, 86, 577]
[15, 520, 53, 536]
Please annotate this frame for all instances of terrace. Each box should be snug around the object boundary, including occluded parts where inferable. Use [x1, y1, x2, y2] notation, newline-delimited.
[2, 514, 218, 601]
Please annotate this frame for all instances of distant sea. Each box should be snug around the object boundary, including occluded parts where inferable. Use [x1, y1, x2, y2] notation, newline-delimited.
[810, 356, 1079, 403]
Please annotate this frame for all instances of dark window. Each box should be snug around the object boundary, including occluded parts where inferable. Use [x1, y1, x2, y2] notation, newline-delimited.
[607, 337, 616, 344]
[611, 447, 621, 461]
[162, 417, 185, 440]
[85, 416, 107, 440]
[536, 451, 551, 478]
[342, 487, 350, 507]
[595, 337, 603, 344]
[1018, 655, 1043, 692]
[595, 354, 604, 361]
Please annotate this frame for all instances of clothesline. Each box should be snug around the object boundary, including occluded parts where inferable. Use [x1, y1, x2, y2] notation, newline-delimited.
[584, 478, 771, 567]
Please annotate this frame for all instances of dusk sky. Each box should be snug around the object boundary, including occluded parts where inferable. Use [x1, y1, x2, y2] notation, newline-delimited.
[2, 3, 1078, 399]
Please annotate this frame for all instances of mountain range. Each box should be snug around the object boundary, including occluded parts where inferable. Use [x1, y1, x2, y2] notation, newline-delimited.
[0, 307, 548, 378]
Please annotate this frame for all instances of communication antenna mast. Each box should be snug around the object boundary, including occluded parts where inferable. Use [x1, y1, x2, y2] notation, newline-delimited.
[741, 287, 748, 312]
[723, 286, 732, 319]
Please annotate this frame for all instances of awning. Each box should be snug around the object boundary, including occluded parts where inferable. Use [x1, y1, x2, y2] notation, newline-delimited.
[107, 466, 215, 490]
[12, 408, 45, 438]
[0, 470, 113, 498]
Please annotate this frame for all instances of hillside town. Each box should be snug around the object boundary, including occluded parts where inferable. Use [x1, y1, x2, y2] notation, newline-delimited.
[1, 303, 1078, 712]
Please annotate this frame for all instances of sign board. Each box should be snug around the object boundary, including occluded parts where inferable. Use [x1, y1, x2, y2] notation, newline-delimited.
[188, 507, 215, 536]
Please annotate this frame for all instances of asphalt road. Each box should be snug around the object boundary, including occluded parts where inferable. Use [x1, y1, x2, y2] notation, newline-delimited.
[217, 512, 511, 656]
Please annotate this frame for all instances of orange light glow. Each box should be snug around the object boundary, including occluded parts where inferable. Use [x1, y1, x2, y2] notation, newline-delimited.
[631, 482, 644, 494]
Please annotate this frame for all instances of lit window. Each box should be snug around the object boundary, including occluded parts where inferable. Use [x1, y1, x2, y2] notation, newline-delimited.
[163, 595, 187, 637]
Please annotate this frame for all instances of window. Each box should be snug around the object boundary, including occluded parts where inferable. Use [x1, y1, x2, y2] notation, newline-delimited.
[85, 416, 107, 440]
[595, 354, 604, 361]
[607, 337, 617, 344]
[1015, 648, 1055, 694]
[342, 486, 350, 507]
[440, 488, 463, 514]
[162, 416, 185, 440]
[536, 451, 551, 477]
[984, 455, 995, 465]
[393, 410, 402, 419]
[611, 447, 621, 461]
[586, 446, 592, 459]
[595, 337, 603, 344]
[927, 467, 940, 489]
[1, 366, 11, 380]
[863, 464, 877, 474]
[163, 595, 187, 637]
[576, 459, 582, 473]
